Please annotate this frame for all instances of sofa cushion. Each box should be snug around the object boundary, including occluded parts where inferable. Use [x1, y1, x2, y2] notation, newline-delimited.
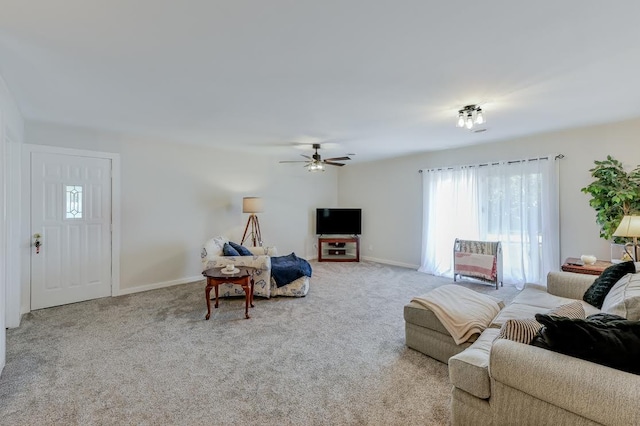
[532, 313, 640, 375]
[510, 284, 600, 317]
[601, 273, 640, 320]
[449, 328, 500, 399]
[490, 303, 546, 328]
[582, 261, 636, 308]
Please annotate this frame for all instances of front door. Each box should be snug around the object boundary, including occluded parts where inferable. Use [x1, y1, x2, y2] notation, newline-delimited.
[30, 151, 112, 310]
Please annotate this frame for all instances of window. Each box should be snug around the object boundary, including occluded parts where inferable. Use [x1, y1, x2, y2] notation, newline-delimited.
[419, 158, 560, 287]
[65, 185, 83, 219]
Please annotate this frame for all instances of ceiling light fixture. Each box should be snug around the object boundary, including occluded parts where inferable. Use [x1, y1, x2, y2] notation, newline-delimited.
[456, 105, 485, 130]
[308, 161, 325, 172]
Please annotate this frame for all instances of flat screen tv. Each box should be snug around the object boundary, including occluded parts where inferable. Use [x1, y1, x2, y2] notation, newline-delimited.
[316, 208, 362, 235]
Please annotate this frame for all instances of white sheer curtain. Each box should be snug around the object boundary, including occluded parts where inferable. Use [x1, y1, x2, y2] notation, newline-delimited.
[419, 157, 560, 288]
[419, 166, 480, 277]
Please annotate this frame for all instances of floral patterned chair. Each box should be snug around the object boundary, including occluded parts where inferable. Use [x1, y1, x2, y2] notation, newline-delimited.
[201, 236, 309, 298]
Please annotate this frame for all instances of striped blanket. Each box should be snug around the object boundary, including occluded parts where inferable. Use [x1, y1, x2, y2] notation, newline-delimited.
[454, 252, 497, 281]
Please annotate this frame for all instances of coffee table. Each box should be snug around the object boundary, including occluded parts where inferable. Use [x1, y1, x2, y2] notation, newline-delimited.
[202, 268, 255, 320]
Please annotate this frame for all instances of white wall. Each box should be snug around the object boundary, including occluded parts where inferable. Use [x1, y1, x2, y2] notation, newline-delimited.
[24, 121, 337, 307]
[0, 74, 24, 374]
[338, 117, 640, 268]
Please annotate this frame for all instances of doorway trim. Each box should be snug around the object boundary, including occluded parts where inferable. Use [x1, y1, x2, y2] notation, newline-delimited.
[20, 144, 121, 314]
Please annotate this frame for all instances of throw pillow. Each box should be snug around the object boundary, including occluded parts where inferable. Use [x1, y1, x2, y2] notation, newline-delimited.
[228, 241, 253, 256]
[586, 312, 626, 322]
[531, 313, 640, 375]
[222, 242, 240, 256]
[601, 273, 640, 320]
[496, 302, 585, 344]
[497, 318, 542, 344]
[582, 261, 636, 309]
[548, 300, 585, 319]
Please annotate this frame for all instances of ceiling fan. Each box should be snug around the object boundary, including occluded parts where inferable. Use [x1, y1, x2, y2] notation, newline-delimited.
[279, 143, 352, 172]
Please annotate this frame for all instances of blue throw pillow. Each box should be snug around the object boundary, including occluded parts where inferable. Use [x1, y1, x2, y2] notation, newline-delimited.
[222, 242, 240, 256]
[229, 241, 252, 256]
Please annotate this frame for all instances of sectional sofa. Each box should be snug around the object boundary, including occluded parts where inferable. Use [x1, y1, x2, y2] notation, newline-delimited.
[405, 270, 640, 426]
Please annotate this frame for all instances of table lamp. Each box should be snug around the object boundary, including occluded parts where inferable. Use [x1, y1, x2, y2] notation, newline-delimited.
[241, 197, 263, 247]
[612, 215, 640, 261]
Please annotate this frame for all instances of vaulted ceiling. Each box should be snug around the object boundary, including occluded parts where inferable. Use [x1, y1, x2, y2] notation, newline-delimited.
[1, 1, 639, 161]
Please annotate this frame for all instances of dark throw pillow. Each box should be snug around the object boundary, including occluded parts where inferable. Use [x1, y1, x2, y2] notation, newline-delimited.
[586, 313, 626, 323]
[229, 241, 252, 256]
[531, 313, 640, 375]
[222, 242, 240, 256]
[582, 261, 635, 308]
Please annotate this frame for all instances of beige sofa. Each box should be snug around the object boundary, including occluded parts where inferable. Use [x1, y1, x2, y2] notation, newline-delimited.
[405, 271, 640, 425]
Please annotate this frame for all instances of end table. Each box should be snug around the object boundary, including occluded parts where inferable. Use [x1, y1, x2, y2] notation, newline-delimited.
[202, 268, 255, 320]
[561, 257, 612, 276]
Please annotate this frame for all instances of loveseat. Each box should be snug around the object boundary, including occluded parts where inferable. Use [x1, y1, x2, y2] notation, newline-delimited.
[405, 270, 640, 425]
[201, 236, 309, 298]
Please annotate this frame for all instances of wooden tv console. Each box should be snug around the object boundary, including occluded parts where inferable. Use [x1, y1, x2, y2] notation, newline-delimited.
[317, 236, 360, 262]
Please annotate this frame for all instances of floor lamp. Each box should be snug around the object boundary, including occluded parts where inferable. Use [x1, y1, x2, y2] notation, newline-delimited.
[241, 197, 263, 247]
[613, 215, 640, 261]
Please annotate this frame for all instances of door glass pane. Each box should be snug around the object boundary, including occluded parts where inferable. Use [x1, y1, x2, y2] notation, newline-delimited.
[66, 185, 83, 219]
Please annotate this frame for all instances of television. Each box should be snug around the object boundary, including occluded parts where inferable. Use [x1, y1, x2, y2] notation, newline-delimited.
[316, 208, 362, 235]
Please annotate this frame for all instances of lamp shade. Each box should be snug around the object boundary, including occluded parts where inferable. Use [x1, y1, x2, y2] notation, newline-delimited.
[613, 215, 640, 238]
[242, 197, 264, 214]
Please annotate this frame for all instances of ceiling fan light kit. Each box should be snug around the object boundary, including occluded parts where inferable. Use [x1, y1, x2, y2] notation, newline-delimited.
[456, 105, 485, 130]
[279, 143, 352, 172]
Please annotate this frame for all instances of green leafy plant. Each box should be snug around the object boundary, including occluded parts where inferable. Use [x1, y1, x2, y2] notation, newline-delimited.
[581, 156, 640, 240]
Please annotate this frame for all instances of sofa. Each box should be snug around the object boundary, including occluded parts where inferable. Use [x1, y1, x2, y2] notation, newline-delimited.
[201, 236, 309, 298]
[405, 271, 640, 426]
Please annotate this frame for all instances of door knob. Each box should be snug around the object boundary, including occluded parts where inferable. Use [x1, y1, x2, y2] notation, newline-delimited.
[33, 233, 42, 254]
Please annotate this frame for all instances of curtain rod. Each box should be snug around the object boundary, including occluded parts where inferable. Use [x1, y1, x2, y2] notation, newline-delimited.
[418, 154, 564, 173]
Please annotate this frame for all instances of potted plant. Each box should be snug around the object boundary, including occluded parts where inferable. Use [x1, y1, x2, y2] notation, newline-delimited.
[581, 156, 640, 260]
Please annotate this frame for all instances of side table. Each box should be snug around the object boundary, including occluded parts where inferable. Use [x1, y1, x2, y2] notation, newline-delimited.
[561, 257, 612, 276]
[202, 268, 255, 320]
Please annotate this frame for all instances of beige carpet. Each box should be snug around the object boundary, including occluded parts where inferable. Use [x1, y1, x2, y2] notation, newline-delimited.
[0, 261, 520, 425]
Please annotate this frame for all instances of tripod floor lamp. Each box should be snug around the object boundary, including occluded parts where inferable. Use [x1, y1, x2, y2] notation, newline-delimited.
[241, 197, 263, 247]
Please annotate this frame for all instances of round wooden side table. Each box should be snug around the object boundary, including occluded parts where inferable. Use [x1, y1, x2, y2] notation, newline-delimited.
[202, 268, 255, 320]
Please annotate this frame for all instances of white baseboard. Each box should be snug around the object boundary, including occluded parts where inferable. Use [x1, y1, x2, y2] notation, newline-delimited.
[361, 256, 420, 269]
[115, 275, 203, 296]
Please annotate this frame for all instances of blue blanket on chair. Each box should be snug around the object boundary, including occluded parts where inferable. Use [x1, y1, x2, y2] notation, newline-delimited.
[271, 253, 312, 288]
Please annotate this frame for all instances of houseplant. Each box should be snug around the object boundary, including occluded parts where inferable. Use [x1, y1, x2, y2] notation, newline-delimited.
[581, 156, 640, 242]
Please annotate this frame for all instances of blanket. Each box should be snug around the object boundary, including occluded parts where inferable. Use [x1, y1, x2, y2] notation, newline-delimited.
[454, 252, 497, 281]
[411, 285, 501, 345]
[271, 253, 312, 288]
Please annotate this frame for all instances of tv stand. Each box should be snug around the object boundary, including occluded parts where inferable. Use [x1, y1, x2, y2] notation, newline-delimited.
[318, 236, 360, 262]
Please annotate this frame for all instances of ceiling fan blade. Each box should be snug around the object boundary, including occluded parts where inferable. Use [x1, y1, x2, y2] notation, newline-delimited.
[279, 160, 309, 163]
[324, 161, 346, 167]
[300, 154, 312, 159]
[324, 156, 351, 161]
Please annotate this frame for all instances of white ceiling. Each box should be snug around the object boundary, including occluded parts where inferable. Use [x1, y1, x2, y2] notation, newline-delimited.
[1, 1, 639, 162]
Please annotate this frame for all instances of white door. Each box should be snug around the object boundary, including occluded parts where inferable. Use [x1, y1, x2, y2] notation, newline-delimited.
[31, 152, 112, 310]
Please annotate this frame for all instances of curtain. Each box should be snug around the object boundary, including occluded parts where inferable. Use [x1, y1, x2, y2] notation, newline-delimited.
[419, 157, 560, 288]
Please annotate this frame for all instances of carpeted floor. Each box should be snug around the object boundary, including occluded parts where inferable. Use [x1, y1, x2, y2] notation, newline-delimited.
[0, 261, 520, 425]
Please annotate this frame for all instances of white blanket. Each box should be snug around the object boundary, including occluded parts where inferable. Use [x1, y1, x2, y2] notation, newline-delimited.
[411, 285, 501, 345]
